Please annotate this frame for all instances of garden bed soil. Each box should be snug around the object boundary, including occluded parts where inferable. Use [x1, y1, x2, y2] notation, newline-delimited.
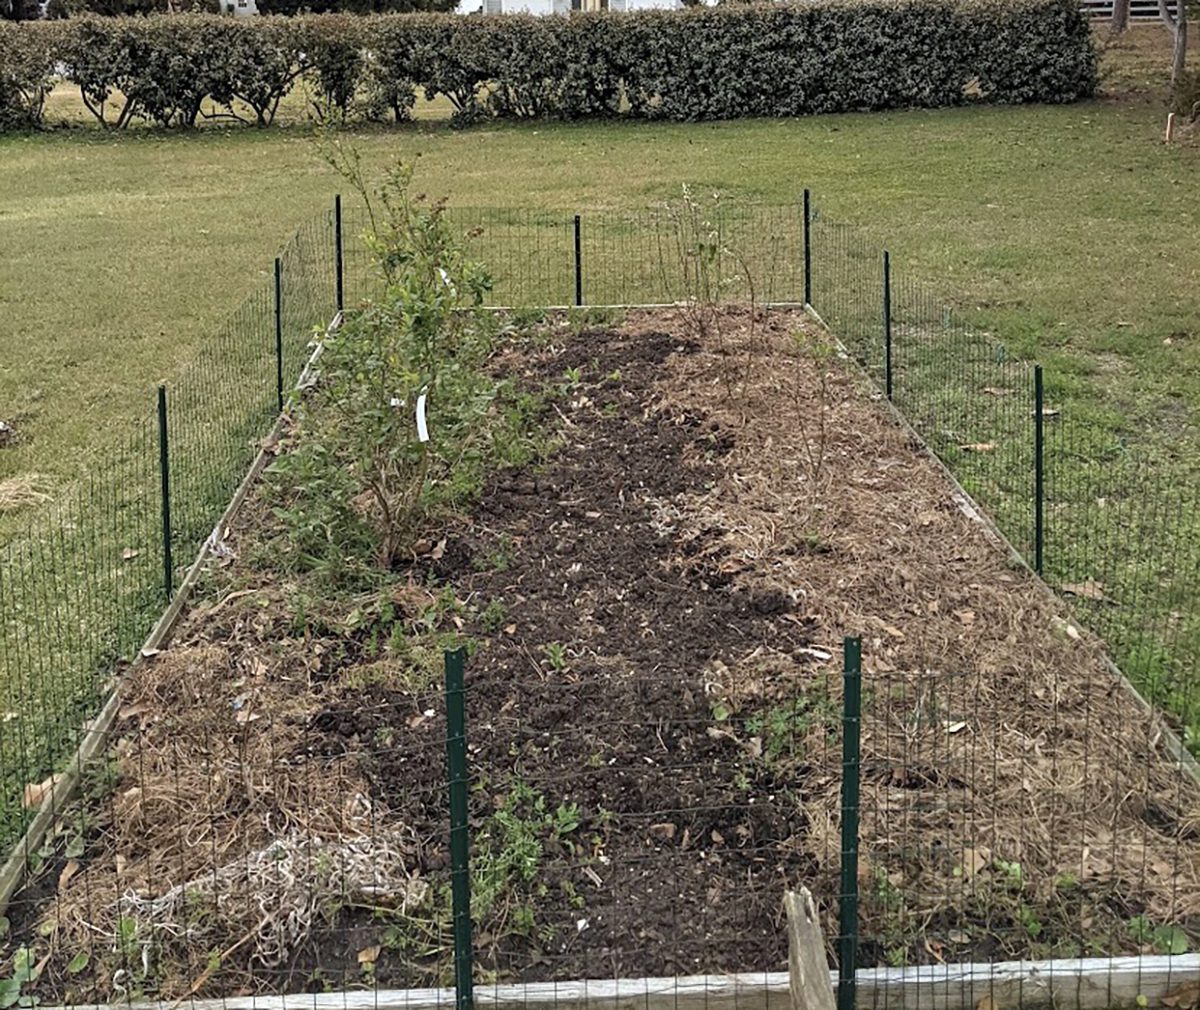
[7, 308, 1200, 1004]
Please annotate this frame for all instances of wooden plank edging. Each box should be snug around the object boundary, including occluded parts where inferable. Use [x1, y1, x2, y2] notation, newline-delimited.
[33, 955, 1200, 1010]
[0, 313, 341, 917]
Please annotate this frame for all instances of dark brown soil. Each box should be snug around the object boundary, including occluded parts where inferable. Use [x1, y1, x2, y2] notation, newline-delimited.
[412, 326, 820, 982]
[7, 309, 1200, 1004]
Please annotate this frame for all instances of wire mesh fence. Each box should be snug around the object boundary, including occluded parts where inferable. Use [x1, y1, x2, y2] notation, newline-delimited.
[0, 206, 340, 867]
[2, 191, 1200, 1010]
[807, 198, 1200, 758]
[342, 204, 807, 311]
[846, 649, 1200, 976]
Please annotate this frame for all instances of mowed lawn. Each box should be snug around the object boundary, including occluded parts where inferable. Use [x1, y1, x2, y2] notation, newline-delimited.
[0, 25, 1197, 502]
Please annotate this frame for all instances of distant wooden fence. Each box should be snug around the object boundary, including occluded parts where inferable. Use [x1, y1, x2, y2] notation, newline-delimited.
[1081, 0, 1177, 18]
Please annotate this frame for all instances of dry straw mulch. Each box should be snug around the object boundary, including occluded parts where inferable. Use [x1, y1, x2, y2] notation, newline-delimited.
[653, 306, 1200, 961]
[11, 307, 1200, 1003]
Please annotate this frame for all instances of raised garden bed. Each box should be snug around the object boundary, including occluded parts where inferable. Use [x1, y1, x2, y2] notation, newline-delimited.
[6, 308, 1199, 1005]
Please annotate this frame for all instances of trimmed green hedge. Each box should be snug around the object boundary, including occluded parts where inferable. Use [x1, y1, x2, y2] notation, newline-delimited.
[0, 0, 1097, 132]
[618, 0, 1097, 118]
[0, 19, 60, 129]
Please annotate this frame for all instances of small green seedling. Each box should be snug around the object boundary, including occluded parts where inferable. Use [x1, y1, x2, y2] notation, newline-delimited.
[542, 643, 569, 672]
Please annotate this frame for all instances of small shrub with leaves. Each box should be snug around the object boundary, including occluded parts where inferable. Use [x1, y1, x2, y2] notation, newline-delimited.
[58, 17, 141, 128]
[361, 15, 426, 122]
[0, 21, 59, 131]
[297, 15, 364, 121]
[218, 17, 306, 127]
[0, 0, 1096, 133]
[268, 161, 494, 572]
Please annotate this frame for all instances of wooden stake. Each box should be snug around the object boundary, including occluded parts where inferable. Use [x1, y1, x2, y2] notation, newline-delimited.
[786, 889, 837, 1010]
[1166, 112, 1177, 143]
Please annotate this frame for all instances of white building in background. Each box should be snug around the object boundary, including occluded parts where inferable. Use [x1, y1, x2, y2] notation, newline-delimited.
[457, 0, 681, 13]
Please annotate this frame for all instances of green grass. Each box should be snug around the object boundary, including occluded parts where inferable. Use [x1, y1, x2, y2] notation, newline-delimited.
[2, 25, 1195, 491]
[0, 24, 1199, 841]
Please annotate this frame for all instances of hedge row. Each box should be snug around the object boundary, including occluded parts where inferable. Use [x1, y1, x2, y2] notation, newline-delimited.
[0, 0, 1098, 131]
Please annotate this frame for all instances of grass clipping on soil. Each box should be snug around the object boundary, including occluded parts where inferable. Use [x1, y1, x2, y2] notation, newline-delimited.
[19, 307, 1200, 1000]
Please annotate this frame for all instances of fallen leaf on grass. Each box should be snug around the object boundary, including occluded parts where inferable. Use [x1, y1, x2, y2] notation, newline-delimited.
[23, 774, 63, 809]
[959, 443, 995, 453]
[649, 822, 677, 841]
[953, 609, 976, 625]
[945, 721, 969, 735]
[357, 946, 381, 966]
[1061, 579, 1111, 602]
[1034, 407, 1060, 419]
[121, 548, 140, 561]
[982, 387, 1012, 397]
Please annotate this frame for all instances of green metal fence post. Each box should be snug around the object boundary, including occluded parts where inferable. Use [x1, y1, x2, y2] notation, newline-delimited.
[574, 214, 583, 307]
[334, 193, 344, 316]
[156, 384, 172, 602]
[274, 256, 284, 414]
[883, 251, 893, 401]
[838, 636, 863, 1010]
[1035, 364, 1045, 575]
[445, 647, 474, 1010]
[803, 189, 812, 307]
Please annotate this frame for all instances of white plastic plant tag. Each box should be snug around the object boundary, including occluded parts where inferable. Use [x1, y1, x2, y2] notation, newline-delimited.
[416, 390, 429, 443]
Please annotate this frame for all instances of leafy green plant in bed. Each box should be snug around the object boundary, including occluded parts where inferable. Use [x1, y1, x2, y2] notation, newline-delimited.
[267, 158, 495, 573]
[470, 781, 583, 927]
